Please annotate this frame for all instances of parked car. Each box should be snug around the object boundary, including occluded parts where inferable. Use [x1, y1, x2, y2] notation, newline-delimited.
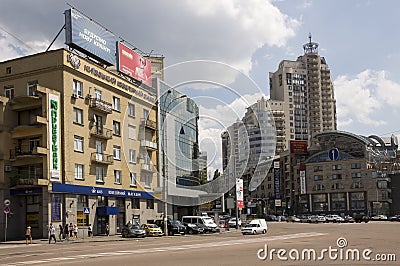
[371, 215, 388, 221]
[343, 215, 355, 223]
[354, 214, 370, 223]
[182, 216, 218, 233]
[228, 218, 242, 227]
[325, 214, 345, 223]
[183, 222, 204, 234]
[286, 216, 301, 223]
[388, 215, 400, 222]
[241, 219, 268, 235]
[299, 215, 310, 223]
[141, 224, 163, 236]
[307, 215, 319, 223]
[121, 224, 146, 238]
[219, 220, 229, 229]
[155, 219, 186, 236]
[265, 215, 278, 221]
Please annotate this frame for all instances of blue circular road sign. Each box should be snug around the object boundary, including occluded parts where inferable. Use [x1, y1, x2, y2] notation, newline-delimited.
[328, 148, 339, 161]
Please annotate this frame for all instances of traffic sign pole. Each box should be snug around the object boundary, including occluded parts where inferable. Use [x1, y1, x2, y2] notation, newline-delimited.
[4, 212, 7, 242]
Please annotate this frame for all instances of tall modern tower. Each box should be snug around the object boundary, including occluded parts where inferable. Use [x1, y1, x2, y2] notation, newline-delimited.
[269, 35, 337, 146]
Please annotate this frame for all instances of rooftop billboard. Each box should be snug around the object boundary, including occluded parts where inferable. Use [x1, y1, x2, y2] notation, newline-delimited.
[117, 42, 152, 86]
[65, 8, 116, 65]
[290, 140, 308, 154]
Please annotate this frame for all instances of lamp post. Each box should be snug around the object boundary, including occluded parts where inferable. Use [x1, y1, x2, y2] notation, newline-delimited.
[160, 90, 186, 235]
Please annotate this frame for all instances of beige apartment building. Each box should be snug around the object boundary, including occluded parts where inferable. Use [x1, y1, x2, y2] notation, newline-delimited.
[0, 49, 162, 240]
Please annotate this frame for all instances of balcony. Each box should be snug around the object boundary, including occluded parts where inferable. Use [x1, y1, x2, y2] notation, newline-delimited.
[141, 118, 157, 130]
[89, 97, 112, 114]
[91, 152, 113, 165]
[10, 145, 47, 160]
[140, 140, 158, 150]
[141, 163, 156, 172]
[90, 127, 113, 140]
[9, 169, 47, 187]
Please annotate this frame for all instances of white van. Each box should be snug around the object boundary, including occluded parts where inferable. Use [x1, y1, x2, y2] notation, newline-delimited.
[181, 216, 218, 232]
[241, 219, 268, 235]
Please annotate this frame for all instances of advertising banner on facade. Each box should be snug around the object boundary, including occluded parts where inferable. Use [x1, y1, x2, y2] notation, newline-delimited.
[65, 8, 116, 65]
[273, 161, 280, 199]
[300, 170, 306, 194]
[290, 140, 308, 154]
[236, 178, 244, 209]
[48, 93, 60, 181]
[117, 42, 152, 86]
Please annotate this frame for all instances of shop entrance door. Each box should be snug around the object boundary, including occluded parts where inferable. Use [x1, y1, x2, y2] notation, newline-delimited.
[96, 216, 108, 235]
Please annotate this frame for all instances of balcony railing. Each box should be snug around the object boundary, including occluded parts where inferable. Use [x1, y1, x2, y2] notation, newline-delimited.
[9, 169, 44, 186]
[91, 152, 113, 165]
[141, 118, 157, 130]
[10, 145, 47, 160]
[141, 163, 156, 172]
[140, 140, 157, 150]
[90, 127, 113, 139]
[89, 97, 112, 114]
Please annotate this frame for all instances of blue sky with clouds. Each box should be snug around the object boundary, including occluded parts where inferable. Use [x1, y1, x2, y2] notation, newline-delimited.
[1, 0, 399, 172]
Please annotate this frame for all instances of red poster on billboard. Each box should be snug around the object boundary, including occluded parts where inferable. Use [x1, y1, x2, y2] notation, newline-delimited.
[237, 200, 244, 209]
[117, 42, 152, 86]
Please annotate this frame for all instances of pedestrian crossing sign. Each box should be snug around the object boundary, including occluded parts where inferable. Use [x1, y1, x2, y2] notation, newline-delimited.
[83, 207, 90, 214]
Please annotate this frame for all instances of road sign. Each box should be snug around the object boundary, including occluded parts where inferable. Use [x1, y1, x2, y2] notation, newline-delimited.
[83, 207, 90, 214]
[4, 199, 10, 206]
[328, 148, 339, 161]
[4, 206, 10, 214]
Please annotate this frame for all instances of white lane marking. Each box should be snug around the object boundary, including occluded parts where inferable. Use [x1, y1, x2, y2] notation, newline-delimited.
[4, 232, 326, 265]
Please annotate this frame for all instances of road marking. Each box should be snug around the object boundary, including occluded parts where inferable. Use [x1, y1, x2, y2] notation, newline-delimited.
[4, 232, 326, 265]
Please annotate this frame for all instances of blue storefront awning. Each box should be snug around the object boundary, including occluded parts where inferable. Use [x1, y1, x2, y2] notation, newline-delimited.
[96, 206, 120, 216]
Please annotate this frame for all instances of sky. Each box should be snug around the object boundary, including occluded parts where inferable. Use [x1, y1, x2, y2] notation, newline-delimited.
[1, 0, 400, 174]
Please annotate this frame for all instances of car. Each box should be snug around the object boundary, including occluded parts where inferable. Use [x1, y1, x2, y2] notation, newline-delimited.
[155, 219, 186, 236]
[354, 214, 370, 223]
[316, 215, 326, 223]
[371, 215, 388, 221]
[388, 215, 400, 222]
[307, 215, 319, 223]
[298, 215, 310, 223]
[121, 224, 146, 238]
[325, 214, 345, 223]
[182, 216, 218, 233]
[241, 219, 268, 235]
[183, 222, 204, 234]
[218, 220, 229, 229]
[265, 215, 278, 221]
[343, 215, 355, 223]
[286, 216, 300, 222]
[141, 224, 164, 237]
[228, 218, 242, 227]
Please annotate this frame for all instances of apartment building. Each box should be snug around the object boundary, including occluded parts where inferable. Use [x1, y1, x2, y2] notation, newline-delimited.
[0, 49, 161, 240]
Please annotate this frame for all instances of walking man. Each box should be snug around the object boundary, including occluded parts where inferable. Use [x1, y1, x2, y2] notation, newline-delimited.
[48, 223, 56, 244]
[88, 224, 93, 237]
[25, 226, 32, 245]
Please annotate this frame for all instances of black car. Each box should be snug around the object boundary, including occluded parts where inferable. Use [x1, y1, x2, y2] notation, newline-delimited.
[121, 224, 146, 238]
[183, 222, 204, 234]
[155, 220, 186, 236]
[354, 214, 369, 223]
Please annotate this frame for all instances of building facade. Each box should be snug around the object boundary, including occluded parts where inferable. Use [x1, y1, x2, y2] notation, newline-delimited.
[269, 35, 337, 146]
[0, 49, 162, 240]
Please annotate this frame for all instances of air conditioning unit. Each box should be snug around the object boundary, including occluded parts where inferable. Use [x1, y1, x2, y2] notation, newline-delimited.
[4, 165, 12, 172]
[71, 93, 78, 98]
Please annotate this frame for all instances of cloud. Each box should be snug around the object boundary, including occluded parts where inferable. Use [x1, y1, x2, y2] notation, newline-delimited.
[334, 69, 400, 128]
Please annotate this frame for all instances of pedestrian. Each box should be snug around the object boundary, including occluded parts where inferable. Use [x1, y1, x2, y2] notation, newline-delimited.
[48, 223, 56, 244]
[25, 226, 32, 245]
[73, 224, 78, 239]
[69, 223, 73, 238]
[106, 223, 109, 236]
[64, 224, 69, 241]
[88, 224, 93, 238]
[58, 224, 64, 241]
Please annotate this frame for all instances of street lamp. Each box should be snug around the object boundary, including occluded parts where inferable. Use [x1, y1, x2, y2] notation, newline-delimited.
[160, 90, 186, 235]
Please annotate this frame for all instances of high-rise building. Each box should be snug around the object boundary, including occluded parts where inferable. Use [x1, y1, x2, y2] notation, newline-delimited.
[269, 35, 337, 146]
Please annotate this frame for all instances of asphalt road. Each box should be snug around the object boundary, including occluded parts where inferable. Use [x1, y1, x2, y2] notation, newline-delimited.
[0, 221, 398, 266]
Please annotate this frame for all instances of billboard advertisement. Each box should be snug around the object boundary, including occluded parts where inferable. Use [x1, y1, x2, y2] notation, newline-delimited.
[273, 161, 280, 199]
[48, 93, 60, 181]
[290, 140, 308, 154]
[236, 178, 244, 209]
[300, 163, 306, 194]
[117, 42, 152, 86]
[65, 8, 116, 65]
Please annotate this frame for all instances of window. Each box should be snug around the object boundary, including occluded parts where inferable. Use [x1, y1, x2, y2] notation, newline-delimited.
[377, 181, 388, 189]
[113, 121, 121, 136]
[128, 125, 137, 140]
[113, 97, 120, 112]
[313, 166, 323, 172]
[144, 174, 152, 188]
[332, 174, 342, 180]
[351, 172, 361, 178]
[74, 164, 84, 180]
[332, 164, 342, 170]
[74, 136, 84, 152]
[96, 167, 105, 182]
[4, 86, 14, 99]
[128, 103, 135, 117]
[351, 163, 361, 169]
[314, 175, 323, 181]
[73, 79, 83, 97]
[114, 170, 121, 184]
[73, 108, 83, 125]
[27, 81, 38, 96]
[130, 172, 137, 186]
[131, 198, 140, 209]
[113, 145, 121, 160]
[94, 89, 102, 100]
[129, 149, 136, 163]
[6, 67, 11, 74]
[143, 109, 149, 120]
[146, 199, 154, 209]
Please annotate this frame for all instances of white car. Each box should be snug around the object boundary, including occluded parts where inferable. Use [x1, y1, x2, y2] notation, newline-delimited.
[228, 218, 242, 227]
[325, 214, 345, 223]
[241, 219, 268, 235]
